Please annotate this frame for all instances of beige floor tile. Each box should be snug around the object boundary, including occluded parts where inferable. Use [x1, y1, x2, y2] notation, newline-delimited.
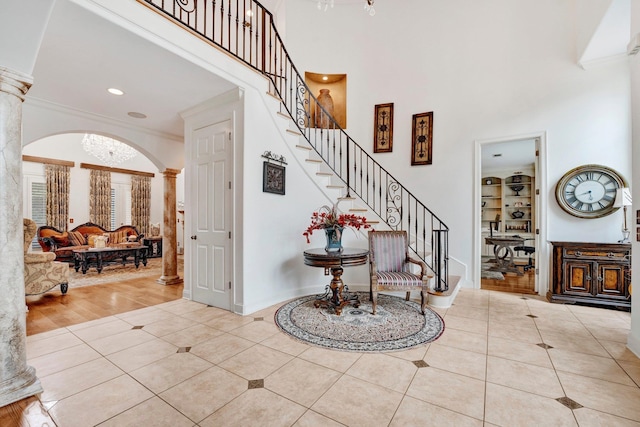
[140, 315, 199, 337]
[345, 353, 417, 393]
[534, 317, 591, 336]
[446, 304, 488, 321]
[159, 299, 207, 315]
[311, 375, 403, 427]
[251, 304, 281, 324]
[586, 325, 631, 343]
[204, 312, 255, 331]
[407, 367, 484, 420]
[65, 315, 119, 332]
[389, 395, 483, 427]
[484, 382, 577, 427]
[130, 352, 213, 394]
[28, 343, 102, 377]
[179, 305, 231, 323]
[265, 357, 341, 407]
[200, 388, 306, 427]
[260, 331, 311, 356]
[298, 347, 362, 373]
[70, 318, 135, 341]
[620, 360, 640, 385]
[599, 340, 640, 363]
[573, 407, 640, 427]
[26, 331, 84, 359]
[387, 344, 429, 362]
[487, 336, 553, 368]
[486, 355, 563, 398]
[48, 375, 153, 427]
[436, 328, 487, 354]
[549, 348, 635, 386]
[488, 322, 542, 344]
[528, 307, 581, 323]
[117, 307, 177, 326]
[538, 329, 609, 357]
[26, 327, 69, 343]
[40, 357, 123, 402]
[293, 410, 345, 426]
[218, 344, 294, 380]
[97, 396, 194, 427]
[106, 338, 178, 372]
[557, 371, 640, 421]
[85, 329, 156, 355]
[443, 314, 488, 335]
[227, 319, 280, 343]
[161, 323, 224, 347]
[429, 306, 448, 317]
[425, 344, 486, 380]
[159, 365, 247, 422]
[189, 333, 255, 364]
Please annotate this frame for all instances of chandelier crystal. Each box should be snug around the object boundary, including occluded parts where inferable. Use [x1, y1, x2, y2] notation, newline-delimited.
[81, 134, 138, 167]
[316, 0, 374, 15]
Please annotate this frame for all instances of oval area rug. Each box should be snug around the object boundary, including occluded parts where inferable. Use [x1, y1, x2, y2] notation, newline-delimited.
[274, 292, 445, 352]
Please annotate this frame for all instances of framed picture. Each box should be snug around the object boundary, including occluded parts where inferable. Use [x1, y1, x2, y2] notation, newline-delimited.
[263, 162, 285, 195]
[411, 111, 433, 166]
[373, 103, 394, 153]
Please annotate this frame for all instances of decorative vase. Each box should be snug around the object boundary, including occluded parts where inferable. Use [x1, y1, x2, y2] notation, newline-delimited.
[315, 89, 334, 129]
[324, 226, 343, 252]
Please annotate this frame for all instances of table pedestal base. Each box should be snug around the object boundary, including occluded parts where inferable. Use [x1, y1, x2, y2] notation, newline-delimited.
[313, 266, 360, 315]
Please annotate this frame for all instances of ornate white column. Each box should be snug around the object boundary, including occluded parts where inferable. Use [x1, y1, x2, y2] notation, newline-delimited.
[157, 168, 183, 285]
[0, 66, 42, 406]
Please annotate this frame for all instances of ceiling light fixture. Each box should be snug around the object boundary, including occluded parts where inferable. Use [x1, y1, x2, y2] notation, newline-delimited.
[316, 0, 375, 15]
[82, 134, 138, 167]
[127, 112, 147, 119]
[107, 88, 124, 96]
[364, 0, 375, 16]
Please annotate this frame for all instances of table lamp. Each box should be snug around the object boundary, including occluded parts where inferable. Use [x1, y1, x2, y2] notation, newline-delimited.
[614, 188, 632, 243]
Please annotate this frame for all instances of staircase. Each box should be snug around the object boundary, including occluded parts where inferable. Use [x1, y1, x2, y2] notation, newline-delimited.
[138, 0, 457, 300]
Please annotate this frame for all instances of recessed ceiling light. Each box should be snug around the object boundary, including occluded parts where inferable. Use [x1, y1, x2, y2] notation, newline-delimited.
[107, 88, 124, 96]
[322, 76, 328, 81]
[127, 112, 147, 119]
[493, 154, 502, 157]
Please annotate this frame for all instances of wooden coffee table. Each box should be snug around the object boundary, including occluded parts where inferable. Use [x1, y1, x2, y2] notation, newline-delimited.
[73, 246, 148, 274]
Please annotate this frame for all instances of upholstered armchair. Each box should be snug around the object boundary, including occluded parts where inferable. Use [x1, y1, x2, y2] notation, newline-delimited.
[368, 230, 430, 315]
[24, 219, 69, 295]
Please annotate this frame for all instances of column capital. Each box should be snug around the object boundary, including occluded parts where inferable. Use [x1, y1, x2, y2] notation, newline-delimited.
[0, 67, 33, 101]
[162, 168, 181, 178]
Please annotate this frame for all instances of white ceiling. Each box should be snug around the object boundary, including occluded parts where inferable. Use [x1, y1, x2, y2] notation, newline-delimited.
[28, 0, 236, 139]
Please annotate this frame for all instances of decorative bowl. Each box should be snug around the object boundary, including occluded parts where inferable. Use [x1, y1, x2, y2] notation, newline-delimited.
[510, 185, 524, 193]
[511, 210, 525, 219]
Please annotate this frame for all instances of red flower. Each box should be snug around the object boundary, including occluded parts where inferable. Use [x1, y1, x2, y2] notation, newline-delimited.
[303, 203, 371, 243]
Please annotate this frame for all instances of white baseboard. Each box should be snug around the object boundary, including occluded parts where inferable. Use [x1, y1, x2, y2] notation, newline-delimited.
[627, 332, 640, 358]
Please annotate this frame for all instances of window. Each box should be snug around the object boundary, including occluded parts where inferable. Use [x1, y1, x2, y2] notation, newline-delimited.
[24, 176, 46, 250]
[111, 181, 132, 229]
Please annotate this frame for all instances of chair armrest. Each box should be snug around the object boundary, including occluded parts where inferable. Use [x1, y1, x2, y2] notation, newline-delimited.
[25, 252, 57, 264]
[406, 257, 427, 278]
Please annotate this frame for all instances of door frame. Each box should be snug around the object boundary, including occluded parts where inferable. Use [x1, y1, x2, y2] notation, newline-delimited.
[473, 131, 549, 297]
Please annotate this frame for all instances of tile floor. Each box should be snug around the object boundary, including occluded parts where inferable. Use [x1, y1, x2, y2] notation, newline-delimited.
[19, 289, 640, 426]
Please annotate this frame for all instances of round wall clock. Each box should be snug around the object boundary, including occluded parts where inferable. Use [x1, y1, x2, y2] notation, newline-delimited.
[555, 164, 627, 219]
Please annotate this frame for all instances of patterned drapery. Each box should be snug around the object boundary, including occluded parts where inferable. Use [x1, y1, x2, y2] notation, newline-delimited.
[89, 169, 111, 229]
[45, 164, 70, 231]
[131, 175, 151, 236]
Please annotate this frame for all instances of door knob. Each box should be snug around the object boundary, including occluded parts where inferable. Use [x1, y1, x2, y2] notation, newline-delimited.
[190, 235, 197, 240]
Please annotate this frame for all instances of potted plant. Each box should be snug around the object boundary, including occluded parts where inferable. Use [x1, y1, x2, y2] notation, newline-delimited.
[303, 202, 371, 252]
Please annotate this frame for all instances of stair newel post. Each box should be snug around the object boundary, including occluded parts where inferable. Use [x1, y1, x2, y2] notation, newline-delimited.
[432, 229, 443, 292]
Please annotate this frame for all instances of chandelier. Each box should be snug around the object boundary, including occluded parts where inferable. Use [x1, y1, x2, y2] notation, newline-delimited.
[317, 0, 375, 16]
[81, 134, 138, 167]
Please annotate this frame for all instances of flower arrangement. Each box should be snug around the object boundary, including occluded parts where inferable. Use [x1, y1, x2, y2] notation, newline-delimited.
[303, 203, 371, 243]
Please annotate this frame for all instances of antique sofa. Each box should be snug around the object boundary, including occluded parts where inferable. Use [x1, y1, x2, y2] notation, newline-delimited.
[37, 222, 144, 263]
[24, 218, 69, 295]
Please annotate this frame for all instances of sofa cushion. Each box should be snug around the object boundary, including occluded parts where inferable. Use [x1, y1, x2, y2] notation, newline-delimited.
[109, 230, 130, 244]
[68, 231, 86, 246]
[51, 232, 70, 247]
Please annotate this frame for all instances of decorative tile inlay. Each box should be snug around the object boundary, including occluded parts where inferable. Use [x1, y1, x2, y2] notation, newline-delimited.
[254, 317, 264, 321]
[526, 314, 538, 318]
[556, 396, 583, 410]
[132, 325, 144, 329]
[248, 379, 264, 389]
[413, 360, 429, 368]
[536, 343, 553, 349]
[521, 297, 528, 300]
[177, 347, 191, 353]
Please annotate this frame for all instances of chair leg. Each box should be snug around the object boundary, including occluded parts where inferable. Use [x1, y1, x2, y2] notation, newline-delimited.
[405, 291, 410, 301]
[372, 291, 377, 315]
[420, 291, 426, 315]
[60, 283, 68, 294]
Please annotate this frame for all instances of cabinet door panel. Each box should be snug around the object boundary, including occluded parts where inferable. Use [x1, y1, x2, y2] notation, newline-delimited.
[563, 261, 593, 296]
[595, 263, 627, 299]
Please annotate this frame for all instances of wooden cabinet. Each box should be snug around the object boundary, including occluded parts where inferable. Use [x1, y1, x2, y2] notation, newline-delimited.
[548, 241, 631, 310]
[143, 237, 163, 258]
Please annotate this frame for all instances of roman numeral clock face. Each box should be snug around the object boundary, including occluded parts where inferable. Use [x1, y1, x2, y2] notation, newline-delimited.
[555, 165, 626, 219]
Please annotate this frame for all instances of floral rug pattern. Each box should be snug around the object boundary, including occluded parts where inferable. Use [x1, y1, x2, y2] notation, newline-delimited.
[275, 292, 445, 352]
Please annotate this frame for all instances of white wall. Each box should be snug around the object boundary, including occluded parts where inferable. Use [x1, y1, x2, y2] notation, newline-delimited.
[22, 133, 164, 232]
[283, 0, 632, 279]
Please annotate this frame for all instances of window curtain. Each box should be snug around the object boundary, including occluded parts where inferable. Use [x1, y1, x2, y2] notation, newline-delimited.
[45, 164, 70, 231]
[131, 175, 151, 236]
[89, 169, 111, 229]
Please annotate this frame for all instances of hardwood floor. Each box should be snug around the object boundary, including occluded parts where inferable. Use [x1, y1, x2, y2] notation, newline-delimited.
[26, 273, 183, 336]
[481, 262, 536, 294]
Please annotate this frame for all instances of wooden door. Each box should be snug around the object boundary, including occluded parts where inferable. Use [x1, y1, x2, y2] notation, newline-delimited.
[190, 121, 233, 310]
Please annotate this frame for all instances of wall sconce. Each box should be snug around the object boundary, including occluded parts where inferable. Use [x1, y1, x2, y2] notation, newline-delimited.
[244, 9, 253, 28]
[614, 188, 632, 243]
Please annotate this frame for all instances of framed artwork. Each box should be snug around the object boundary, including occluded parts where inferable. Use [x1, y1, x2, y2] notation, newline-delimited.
[411, 111, 433, 166]
[373, 103, 394, 153]
[263, 161, 286, 195]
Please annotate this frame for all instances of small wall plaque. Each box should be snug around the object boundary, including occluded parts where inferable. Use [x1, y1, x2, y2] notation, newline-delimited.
[263, 162, 285, 195]
[373, 103, 394, 153]
[411, 111, 433, 166]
